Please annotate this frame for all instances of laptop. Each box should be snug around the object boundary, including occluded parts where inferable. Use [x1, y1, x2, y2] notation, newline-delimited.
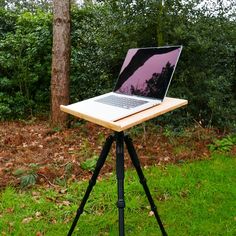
[66, 45, 182, 122]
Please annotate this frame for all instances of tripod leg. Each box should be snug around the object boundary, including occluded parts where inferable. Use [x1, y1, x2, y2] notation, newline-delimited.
[67, 134, 114, 236]
[124, 135, 167, 236]
[115, 132, 125, 236]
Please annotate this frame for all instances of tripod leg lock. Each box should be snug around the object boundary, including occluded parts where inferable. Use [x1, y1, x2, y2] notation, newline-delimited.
[151, 205, 157, 212]
[117, 199, 125, 209]
[77, 208, 83, 215]
[89, 179, 96, 186]
[139, 177, 147, 185]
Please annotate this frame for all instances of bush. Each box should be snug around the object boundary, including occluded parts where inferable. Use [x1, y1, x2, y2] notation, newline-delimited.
[0, 1, 235, 129]
[0, 9, 52, 119]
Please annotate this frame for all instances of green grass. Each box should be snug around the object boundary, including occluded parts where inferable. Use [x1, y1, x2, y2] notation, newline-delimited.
[0, 154, 235, 236]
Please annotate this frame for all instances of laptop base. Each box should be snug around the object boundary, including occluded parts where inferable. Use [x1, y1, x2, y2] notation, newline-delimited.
[67, 132, 167, 236]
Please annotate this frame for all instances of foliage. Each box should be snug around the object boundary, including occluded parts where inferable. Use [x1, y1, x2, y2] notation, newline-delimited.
[80, 155, 99, 171]
[20, 173, 38, 188]
[0, 0, 235, 129]
[0, 9, 52, 119]
[209, 134, 236, 153]
[0, 7, 17, 37]
[1, 0, 52, 12]
[12, 163, 40, 188]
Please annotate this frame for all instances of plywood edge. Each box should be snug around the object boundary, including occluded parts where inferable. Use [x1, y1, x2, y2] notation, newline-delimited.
[115, 98, 188, 131]
[60, 105, 123, 131]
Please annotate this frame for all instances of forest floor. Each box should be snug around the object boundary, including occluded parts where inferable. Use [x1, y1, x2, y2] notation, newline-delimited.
[0, 119, 234, 189]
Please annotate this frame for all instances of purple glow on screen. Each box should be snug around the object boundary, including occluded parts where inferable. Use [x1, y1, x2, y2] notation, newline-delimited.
[114, 47, 182, 99]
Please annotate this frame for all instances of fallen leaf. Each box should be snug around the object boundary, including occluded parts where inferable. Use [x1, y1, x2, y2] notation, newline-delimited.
[59, 189, 67, 194]
[22, 217, 33, 224]
[35, 212, 42, 218]
[6, 208, 14, 213]
[8, 222, 14, 233]
[5, 162, 13, 168]
[62, 200, 71, 206]
[164, 156, 170, 161]
[50, 218, 57, 224]
[32, 191, 40, 196]
[148, 211, 154, 216]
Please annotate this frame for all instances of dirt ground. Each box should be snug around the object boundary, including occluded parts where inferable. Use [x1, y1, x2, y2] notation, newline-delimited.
[0, 120, 227, 189]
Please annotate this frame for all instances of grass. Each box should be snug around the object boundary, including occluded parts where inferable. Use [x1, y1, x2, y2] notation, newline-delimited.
[0, 153, 235, 236]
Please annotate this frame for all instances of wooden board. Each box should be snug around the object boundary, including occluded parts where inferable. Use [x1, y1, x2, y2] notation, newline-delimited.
[60, 97, 188, 132]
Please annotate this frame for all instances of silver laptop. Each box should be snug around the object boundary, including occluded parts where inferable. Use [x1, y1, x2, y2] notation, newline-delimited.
[67, 46, 182, 121]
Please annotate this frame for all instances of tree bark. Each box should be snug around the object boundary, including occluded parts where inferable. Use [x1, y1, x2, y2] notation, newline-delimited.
[157, 0, 164, 46]
[51, 0, 71, 128]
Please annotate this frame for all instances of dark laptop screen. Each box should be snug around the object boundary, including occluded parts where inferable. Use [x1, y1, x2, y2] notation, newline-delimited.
[114, 46, 182, 100]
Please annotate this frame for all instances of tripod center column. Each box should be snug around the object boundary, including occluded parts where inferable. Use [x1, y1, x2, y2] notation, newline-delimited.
[115, 131, 125, 236]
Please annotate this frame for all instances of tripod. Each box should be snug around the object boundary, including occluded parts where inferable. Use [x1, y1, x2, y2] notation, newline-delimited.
[68, 131, 167, 236]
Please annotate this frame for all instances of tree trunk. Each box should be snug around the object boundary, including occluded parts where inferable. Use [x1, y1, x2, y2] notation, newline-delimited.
[157, 0, 164, 46]
[51, 0, 71, 128]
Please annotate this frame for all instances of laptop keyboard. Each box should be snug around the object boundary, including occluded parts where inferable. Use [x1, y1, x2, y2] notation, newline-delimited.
[95, 95, 148, 109]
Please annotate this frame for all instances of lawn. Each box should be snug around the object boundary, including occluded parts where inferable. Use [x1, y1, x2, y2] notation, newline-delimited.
[0, 153, 235, 236]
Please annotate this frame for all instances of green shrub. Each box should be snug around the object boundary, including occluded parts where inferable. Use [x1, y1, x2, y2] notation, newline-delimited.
[81, 155, 99, 171]
[209, 135, 236, 153]
[0, 9, 52, 119]
[0, 1, 235, 129]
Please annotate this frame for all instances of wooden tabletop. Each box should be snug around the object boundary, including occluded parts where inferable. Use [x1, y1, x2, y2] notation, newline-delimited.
[60, 97, 188, 132]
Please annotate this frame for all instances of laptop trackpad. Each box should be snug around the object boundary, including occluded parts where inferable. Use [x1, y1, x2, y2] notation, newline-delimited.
[95, 94, 148, 109]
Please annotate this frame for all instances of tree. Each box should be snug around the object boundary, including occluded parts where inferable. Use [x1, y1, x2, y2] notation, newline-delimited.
[3, 0, 52, 12]
[51, 0, 71, 127]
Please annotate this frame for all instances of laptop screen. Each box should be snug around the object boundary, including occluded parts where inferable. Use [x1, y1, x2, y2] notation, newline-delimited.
[114, 46, 182, 100]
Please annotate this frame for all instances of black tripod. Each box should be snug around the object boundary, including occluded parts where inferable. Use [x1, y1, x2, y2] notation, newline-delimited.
[68, 131, 167, 236]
